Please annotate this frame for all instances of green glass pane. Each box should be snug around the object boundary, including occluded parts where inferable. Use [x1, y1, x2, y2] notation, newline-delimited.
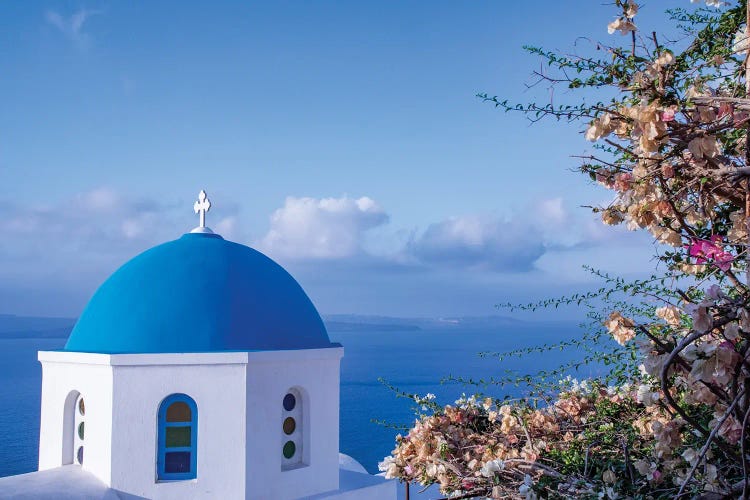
[166, 402, 191, 422]
[283, 440, 296, 459]
[78, 422, 85, 440]
[165, 426, 191, 447]
[283, 417, 296, 435]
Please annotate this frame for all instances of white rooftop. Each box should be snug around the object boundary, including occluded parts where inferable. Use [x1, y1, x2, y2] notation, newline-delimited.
[0, 455, 398, 500]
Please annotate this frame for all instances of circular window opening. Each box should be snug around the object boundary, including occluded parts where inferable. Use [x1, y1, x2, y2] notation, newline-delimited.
[283, 417, 296, 435]
[76, 446, 84, 465]
[283, 440, 296, 459]
[78, 398, 85, 416]
[78, 422, 85, 440]
[283, 393, 296, 412]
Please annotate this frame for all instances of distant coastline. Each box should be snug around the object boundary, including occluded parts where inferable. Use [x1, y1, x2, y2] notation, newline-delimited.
[325, 322, 421, 332]
[0, 313, 528, 339]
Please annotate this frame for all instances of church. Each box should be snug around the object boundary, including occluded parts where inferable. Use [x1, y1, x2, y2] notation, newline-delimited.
[0, 191, 396, 499]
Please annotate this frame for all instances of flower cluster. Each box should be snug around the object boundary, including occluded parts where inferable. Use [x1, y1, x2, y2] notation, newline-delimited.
[381, 381, 740, 498]
[385, 1, 750, 497]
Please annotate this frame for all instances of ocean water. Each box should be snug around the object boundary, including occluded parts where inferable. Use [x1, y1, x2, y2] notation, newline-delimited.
[0, 323, 594, 477]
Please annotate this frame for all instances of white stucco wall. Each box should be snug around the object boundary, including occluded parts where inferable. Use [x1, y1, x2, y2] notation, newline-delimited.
[37, 348, 349, 500]
[109, 353, 248, 499]
[38, 352, 114, 484]
[244, 347, 343, 500]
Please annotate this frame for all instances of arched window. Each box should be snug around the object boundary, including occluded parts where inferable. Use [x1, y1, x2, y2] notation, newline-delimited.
[62, 390, 82, 465]
[157, 394, 197, 480]
[281, 388, 304, 469]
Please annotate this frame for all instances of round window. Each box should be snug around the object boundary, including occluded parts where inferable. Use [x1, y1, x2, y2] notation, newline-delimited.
[78, 398, 85, 416]
[283, 440, 296, 459]
[76, 446, 84, 465]
[283, 393, 296, 412]
[78, 422, 85, 440]
[283, 417, 296, 435]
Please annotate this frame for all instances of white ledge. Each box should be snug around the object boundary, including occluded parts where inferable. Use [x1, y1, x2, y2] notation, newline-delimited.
[38, 347, 343, 366]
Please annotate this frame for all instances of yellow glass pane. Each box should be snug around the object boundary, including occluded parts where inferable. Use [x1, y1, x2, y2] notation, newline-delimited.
[166, 402, 191, 422]
[283, 417, 296, 435]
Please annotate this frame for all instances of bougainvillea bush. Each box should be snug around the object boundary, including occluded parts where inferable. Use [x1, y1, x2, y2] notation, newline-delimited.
[380, 1, 750, 498]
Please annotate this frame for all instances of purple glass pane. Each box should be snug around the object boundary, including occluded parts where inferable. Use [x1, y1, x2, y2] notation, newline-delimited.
[164, 452, 191, 473]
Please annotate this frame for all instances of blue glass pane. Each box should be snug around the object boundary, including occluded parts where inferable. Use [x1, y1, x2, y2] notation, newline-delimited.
[164, 452, 191, 473]
[283, 393, 296, 411]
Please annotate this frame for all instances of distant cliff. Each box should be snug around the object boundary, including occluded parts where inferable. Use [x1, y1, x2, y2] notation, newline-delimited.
[322, 314, 522, 332]
[0, 314, 74, 339]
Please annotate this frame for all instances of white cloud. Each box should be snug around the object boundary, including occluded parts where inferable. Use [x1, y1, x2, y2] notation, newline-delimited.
[258, 196, 389, 259]
[77, 187, 120, 212]
[0, 190, 658, 317]
[538, 197, 566, 224]
[45, 9, 97, 47]
[407, 215, 546, 271]
[214, 216, 237, 240]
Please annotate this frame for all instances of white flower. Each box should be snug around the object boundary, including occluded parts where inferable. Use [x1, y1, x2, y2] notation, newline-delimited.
[608, 17, 636, 35]
[378, 456, 399, 478]
[426, 463, 437, 478]
[685, 301, 713, 333]
[724, 322, 740, 341]
[655, 305, 681, 326]
[682, 448, 699, 465]
[625, 2, 638, 18]
[480, 459, 505, 478]
[636, 384, 660, 406]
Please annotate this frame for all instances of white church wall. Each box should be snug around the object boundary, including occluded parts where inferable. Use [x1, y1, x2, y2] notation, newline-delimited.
[38, 351, 249, 499]
[244, 347, 344, 500]
[108, 353, 247, 500]
[38, 352, 115, 485]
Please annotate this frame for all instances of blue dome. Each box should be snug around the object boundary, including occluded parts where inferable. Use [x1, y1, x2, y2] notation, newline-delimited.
[65, 232, 333, 354]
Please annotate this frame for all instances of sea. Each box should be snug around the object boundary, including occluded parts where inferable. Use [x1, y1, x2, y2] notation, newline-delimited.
[0, 322, 596, 477]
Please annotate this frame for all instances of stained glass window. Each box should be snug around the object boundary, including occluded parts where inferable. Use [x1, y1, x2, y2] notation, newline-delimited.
[157, 394, 197, 480]
[73, 395, 85, 466]
[282, 389, 303, 469]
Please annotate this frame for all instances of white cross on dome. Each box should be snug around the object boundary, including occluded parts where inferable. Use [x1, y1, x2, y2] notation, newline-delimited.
[191, 190, 214, 234]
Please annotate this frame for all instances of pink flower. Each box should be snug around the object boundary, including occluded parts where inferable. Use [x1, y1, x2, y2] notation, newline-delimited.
[713, 250, 734, 271]
[614, 172, 633, 192]
[661, 109, 675, 122]
[718, 102, 734, 119]
[687, 236, 734, 271]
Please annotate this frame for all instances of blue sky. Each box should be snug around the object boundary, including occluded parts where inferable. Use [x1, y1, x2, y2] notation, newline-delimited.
[0, 1, 696, 318]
